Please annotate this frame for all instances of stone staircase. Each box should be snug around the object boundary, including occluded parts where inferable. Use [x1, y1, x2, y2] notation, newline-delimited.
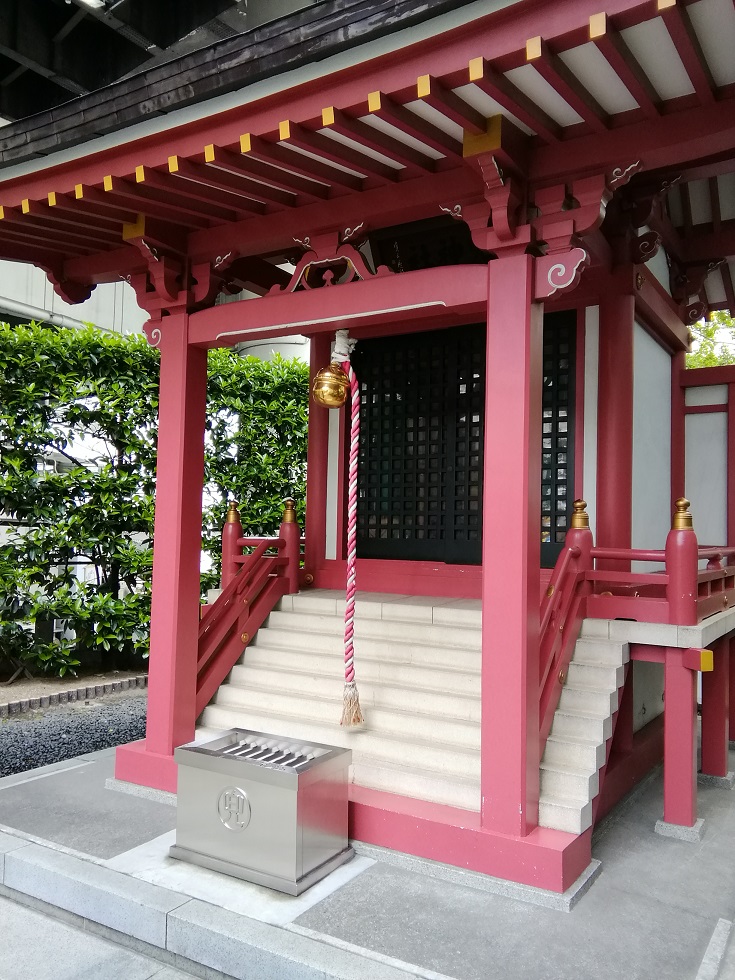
[199, 590, 483, 810]
[538, 624, 630, 834]
[199, 590, 629, 829]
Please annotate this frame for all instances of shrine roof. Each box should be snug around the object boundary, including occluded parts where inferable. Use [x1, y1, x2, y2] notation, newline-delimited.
[0, 0, 732, 315]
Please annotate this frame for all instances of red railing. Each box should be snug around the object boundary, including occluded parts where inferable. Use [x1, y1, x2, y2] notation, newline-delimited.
[538, 498, 735, 744]
[196, 499, 301, 715]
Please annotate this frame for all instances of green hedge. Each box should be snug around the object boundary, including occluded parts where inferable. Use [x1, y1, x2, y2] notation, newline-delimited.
[0, 322, 308, 675]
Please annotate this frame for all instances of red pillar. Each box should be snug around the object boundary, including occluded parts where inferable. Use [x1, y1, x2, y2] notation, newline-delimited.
[663, 649, 698, 826]
[730, 636, 735, 738]
[116, 314, 208, 791]
[701, 640, 730, 777]
[596, 271, 635, 562]
[481, 254, 542, 837]
[304, 333, 330, 580]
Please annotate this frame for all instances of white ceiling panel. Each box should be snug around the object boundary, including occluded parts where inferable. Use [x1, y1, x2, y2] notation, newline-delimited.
[705, 268, 727, 304]
[687, 0, 735, 86]
[688, 178, 712, 225]
[359, 115, 445, 161]
[719, 173, 735, 221]
[620, 18, 695, 100]
[318, 129, 404, 169]
[403, 99, 465, 141]
[558, 42, 638, 114]
[451, 82, 534, 136]
[504, 64, 584, 127]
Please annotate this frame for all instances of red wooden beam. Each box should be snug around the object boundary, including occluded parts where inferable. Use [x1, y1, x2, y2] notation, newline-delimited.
[136, 165, 268, 216]
[709, 176, 721, 235]
[588, 12, 660, 120]
[20, 198, 122, 246]
[0, 206, 106, 253]
[64, 244, 148, 284]
[722, 263, 735, 313]
[241, 132, 360, 193]
[0, 230, 81, 258]
[168, 155, 296, 210]
[468, 57, 560, 144]
[416, 74, 486, 135]
[366, 91, 463, 159]
[526, 35, 608, 134]
[321, 106, 436, 178]
[657, 0, 716, 106]
[203, 141, 328, 204]
[278, 120, 396, 186]
[101, 177, 212, 229]
[47, 191, 124, 232]
[106, 174, 237, 225]
[684, 221, 735, 263]
[530, 99, 735, 182]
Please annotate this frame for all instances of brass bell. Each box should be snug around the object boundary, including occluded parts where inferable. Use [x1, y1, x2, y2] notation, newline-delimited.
[312, 361, 349, 408]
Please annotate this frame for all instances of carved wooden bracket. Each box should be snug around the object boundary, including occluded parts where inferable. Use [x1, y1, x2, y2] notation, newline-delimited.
[272, 227, 392, 294]
[670, 258, 724, 302]
[684, 301, 707, 324]
[630, 230, 662, 264]
[534, 247, 590, 300]
[40, 263, 94, 306]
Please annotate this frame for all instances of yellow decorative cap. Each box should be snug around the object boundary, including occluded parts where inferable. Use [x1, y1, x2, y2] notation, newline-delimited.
[282, 498, 296, 523]
[672, 497, 693, 531]
[225, 500, 241, 524]
[570, 500, 589, 529]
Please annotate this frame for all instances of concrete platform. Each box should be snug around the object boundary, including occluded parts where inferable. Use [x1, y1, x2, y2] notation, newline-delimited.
[1, 748, 735, 979]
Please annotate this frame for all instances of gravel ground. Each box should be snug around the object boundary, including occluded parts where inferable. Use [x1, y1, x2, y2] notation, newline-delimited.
[0, 692, 147, 777]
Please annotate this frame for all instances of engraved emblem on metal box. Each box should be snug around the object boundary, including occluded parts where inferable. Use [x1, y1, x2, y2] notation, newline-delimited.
[217, 786, 251, 831]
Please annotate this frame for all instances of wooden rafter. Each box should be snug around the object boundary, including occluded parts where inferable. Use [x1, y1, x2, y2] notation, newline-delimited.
[101, 177, 214, 229]
[588, 12, 661, 120]
[240, 133, 360, 193]
[0, 206, 114, 252]
[366, 91, 463, 159]
[526, 36, 608, 133]
[169, 156, 298, 210]
[278, 120, 396, 186]
[135, 165, 268, 217]
[721, 263, 735, 313]
[321, 107, 436, 178]
[416, 74, 486, 135]
[657, 0, 716, 106]
[468, 57, 560, 144]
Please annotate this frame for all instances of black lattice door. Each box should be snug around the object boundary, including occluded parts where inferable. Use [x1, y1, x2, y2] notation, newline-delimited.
[540, 311, 577, 567]
[353, 325, 485, 564]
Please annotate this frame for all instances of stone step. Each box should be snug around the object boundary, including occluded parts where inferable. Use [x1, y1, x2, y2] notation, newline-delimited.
[543, 734, 606, 771]
[222, 664, 482, 723]
[352, 761, 480, 811]
[263, 609, 482, 650]
[558, 685, 618, 716]
[566, 661, 625, 691]
[236, 649, 480, 695]
[572, 637, 630, 665]
[207, 686, 481, 749]
[550, 708, 612, 743]
[539, 762, 599, 800]
[538, 795, 593, 835]
[253, 627, 481, 672]
[280, 591, 482, 629]
[198, 706, 481, 782]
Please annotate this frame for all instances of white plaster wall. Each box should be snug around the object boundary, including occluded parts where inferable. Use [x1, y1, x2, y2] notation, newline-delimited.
[685, 411, 728, 547]
[632, 324, 672, 556]
[641, 227, 672, 297]
[583, 306, 599, 539]
[0, 259, 147, 334]
[632, 661, 665, 733]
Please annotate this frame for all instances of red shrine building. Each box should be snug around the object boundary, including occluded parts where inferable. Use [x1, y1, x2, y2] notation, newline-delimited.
[1, 0, 735, 895]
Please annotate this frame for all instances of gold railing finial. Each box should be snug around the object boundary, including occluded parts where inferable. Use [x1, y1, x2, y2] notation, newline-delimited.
[282, 498, 296, 523]
[570, 499, 589, 529]
[672, 497, 693, 531]
[225, 500, 241, 524]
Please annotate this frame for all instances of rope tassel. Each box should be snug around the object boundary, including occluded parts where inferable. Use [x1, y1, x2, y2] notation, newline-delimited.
[340, 352, 364, 726]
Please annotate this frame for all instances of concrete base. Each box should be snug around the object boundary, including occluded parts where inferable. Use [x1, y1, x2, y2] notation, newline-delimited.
[698, 770, 735, 789]
[654, 817, 706, 842]
[351, 841, 602, 913]
[105, 776, 178, 806]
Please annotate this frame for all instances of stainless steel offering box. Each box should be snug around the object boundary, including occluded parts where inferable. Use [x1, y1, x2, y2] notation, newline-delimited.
[169, 729, 353, 895]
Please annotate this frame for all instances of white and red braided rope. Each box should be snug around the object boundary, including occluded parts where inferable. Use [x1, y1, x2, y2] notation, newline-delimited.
[339, 353, 363, 725]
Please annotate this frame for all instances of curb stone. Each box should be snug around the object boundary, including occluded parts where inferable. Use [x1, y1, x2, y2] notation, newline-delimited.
[0, 675, 148, 719]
